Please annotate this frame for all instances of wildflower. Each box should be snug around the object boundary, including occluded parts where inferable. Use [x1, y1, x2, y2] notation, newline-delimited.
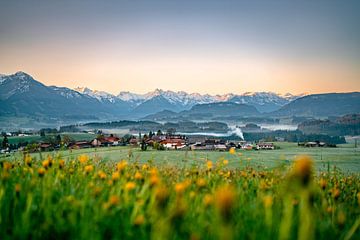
[24, 154, 32, 167]
[15, 183, 21, 193]
[223, 159, 229, 165]
[292, 155, 313, 185]
[263, 195, 273, 208]
[206, 161, 213, 170]
[134, 171, 143, 180]
[98, 170, 107, 180]
[150, 175, 160, 186]
[108, 195, 120, 206]
[84, 165, 94, 174]
[3, 162, 12, 171]
[215, 185, 236, 222]
[189, 191, 196, 199]
[125, 181, 136, 191]
[175, 182, 187, 194]
[38, 167, 46, 177]
[142, 164, 149, 170]
[332, 188, 341, 200]
[196, 178, 207, 188]
[203, 194, 213, 207]
[337, 211, 346, 227]
[229, 147, 236, 155]
[112, 171, 120, 181]
[133, 215, 145, 226]
[116, 160, 127, 171]
[42, 159, 50, 169]
[78, 155, 89, 164]
[59, 159, 65, 169]
[319, 178, 327, 190]
[155, 186, 169, 209]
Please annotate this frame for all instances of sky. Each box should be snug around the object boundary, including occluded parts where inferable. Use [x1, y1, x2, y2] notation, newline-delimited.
[0, 0, 359, 95]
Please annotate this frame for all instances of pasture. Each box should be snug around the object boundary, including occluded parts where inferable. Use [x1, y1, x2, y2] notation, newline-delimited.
[4, 142, 360, 173]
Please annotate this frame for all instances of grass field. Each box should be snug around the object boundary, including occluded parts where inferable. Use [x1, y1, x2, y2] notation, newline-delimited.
[5, 142, 359, 173]
[6, 133, 95, 145]
[0, 146, 359, 239]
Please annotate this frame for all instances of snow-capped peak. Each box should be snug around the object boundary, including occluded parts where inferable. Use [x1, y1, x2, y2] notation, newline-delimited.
[74, 87, 117, 103]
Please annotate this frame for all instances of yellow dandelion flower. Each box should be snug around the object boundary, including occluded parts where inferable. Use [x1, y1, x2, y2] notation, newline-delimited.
[229, 147, 236, 155]
[319, 178, 327, 190]
[98, 170, 107, 180]
[215, 185, 235, 222]
[206, 161, 213, 170]
[78, 154, 89, 164]
[150, 175, 160, 186]
[38, 167, 46, 177]
[15, 183, 21, 193]
[112, 171, 120, 181]
[84, 165, 94, 174]
[332, 188, 341, 200]
[3, 162, 12, 171]
[155, 186, 169, 209]
[133, 215, 145, 226]
[24, 154, 32, 167]
[134, 171, 143, 180]
[292, 155, 313, 185]
[42, 159, 50, 169]
[142, 164, 149, 170]
[196, 178, 207, 188]
[203, 194, 213, 207]
[108, 195, 120, 206]
[263, 195, 273, 208]
[59, 159, 65, 169]
[116, 160, 128, 171]
[223, 159, 229, 165]
[125, 181, 136, 191]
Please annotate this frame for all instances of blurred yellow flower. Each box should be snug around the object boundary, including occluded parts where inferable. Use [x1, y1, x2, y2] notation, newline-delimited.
[206, 161, 213, 170]
[98, 171, 107, 180]
[38, 167, 46, 177]
[263, 195, 273, 208]
[292, 155, 313, 185]
[134, 171, 143, 180]
[133, 215, 145, 226]
[112, 171, 120, 181]
[84, 165, 94, 174]
[78, 155, 89, 164]
[203, 194, 213, 207]
[108, 195, 120, 206]
[319, 178, 327, 190]
[229, 147, 236, 155]
[15, 183, 21, 193]
[125, 181, 136, 191]
[116, 160, 128, 171]
[42, 159, 50, 169]
[223, 159, 229, 165]
[59, 159, 65, 169]
[196, 178, 207, 188]
[215, 185, 235, 222]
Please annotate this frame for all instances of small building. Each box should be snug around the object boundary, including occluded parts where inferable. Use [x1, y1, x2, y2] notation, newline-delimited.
[160, 138, 186, 150]
[40, 143, 53, 152]
[69, 141, 92, 149]
[256, 142, 275, 150]
[242, 143, 253, 150]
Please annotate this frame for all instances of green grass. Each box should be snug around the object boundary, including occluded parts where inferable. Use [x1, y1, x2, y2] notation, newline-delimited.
[5, 142, 360, 173]
[6, 133, 95, 144]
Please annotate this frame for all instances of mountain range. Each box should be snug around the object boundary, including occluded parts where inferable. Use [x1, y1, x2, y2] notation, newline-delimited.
[0, 72, 359, 125]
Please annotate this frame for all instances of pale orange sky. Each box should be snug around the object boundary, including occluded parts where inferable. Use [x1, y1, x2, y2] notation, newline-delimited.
[1, 1, 359, 95]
